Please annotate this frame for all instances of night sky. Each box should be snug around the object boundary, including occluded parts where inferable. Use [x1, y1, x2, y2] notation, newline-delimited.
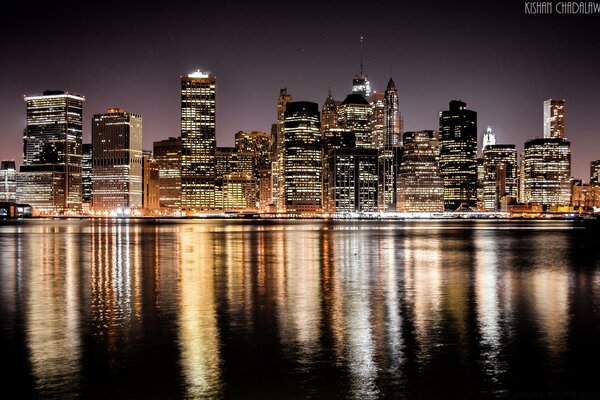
[1, 0, 599, 179]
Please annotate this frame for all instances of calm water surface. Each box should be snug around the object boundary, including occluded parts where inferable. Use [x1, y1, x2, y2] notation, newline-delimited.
[1, 219, 600, 399]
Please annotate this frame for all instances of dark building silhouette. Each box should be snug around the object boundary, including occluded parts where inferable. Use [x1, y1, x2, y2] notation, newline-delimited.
[439, 100, 478, 210]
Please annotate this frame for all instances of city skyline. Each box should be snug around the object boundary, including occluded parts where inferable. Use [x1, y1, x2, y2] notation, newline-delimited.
[1, 1, 599, 180]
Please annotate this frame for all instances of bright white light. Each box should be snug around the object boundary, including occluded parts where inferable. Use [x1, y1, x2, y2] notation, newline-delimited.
[188, 70, 209, 78]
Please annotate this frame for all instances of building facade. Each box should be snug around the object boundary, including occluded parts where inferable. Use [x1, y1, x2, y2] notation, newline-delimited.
[521, 138, 571, 206]
[0, 161, 17, 202]
[142, 156, 160, 215]
[439, 100, 478, 210]
[283, 102, 322, 213]
[326, 148, 379, 213]
[338, 94, 373, 148]
[543, 99, 565, 139]
[91, 108, 143, 213]
[81, 144, 92, 211]
[215, 147, 256, 210]
[181, 70, 216, 210]
[18, 90, 84, 214]
[153, 137, 182, 211]
[590, 160, 600, 186]
[481, 144, 518, 210]
[397, 131, 444, 212]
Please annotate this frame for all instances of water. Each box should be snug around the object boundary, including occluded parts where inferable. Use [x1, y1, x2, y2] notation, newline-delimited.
[1, 219, 600, 399]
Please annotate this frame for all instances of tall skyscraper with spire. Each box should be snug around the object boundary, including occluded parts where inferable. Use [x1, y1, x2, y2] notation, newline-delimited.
[351, 36, 372, 98]
[181, 70, 216, 211]
[273, 88, 292, 210]
[383, 78, 402, 147]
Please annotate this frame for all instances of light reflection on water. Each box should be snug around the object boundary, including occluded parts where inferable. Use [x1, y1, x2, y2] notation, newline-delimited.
[0, 219, 599, 399]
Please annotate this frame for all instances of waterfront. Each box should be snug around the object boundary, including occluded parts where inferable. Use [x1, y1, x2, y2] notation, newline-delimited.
[1, 219, 600, 399]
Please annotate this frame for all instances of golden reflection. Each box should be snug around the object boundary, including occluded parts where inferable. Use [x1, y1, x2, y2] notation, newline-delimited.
[178, 226, 222, 398]
[403, 232, 443, 364]
[526, 235, 570, 358]
[380, 234, 402, 372]
[333, 233, 378, 399]
[90, 222, 142, 343]
[278, 229, 322, 365]
[26, 223, 82, 397]
[474, 232, 505, 382]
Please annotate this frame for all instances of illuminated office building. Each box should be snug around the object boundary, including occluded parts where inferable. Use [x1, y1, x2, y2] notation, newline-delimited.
[521, 138, 571, 206]
[338, 94, 373, 148]
[215, 147, 256, 210]
[543, 99, 565, 139]
[142, 156, 160, 215]
[439, 100, 478, 210]
[181, 70, 216, 210]
[321, 91, 345, 209]
[397, 131, 444, 212]
[590, 160, 600, 186]
[235, 130, 270, 207]
[481, 144, 518, 210]
[476, 158, 485, 206]
[273, 88, 293, 210]
[378, 147, 401, 212]
[18, 90, 84, 214]
[81, 144, 92, 208]
[92, 108, 143, 213]
[283, 101, 322, 213]
[383, 78, 402, 147]
[235, 130, 271, 172]
[369, 92, 385, 149]
[1, 161, 17, 202]
[153, 137, 182, 210]
[326, 148, 379, 213]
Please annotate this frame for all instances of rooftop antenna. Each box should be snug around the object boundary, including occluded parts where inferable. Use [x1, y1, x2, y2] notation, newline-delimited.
[360, 35, 364, 74]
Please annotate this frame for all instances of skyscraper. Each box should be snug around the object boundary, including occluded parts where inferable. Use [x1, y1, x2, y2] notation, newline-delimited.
[590, 160, 600, 186]
[142, 156, 160, 215]
[235, 130, 270, 211]
[338, 94, 373, 148]
[439, 100, 478, 210]
[383, 78, 402, 147]
[215, 147, 256, 210]
[283, 102, 322, 213]
[397, 131, 444, 212]
[81, 144, 92, 209]
[91, 108, 143, 213]
[181, 70, 216, 211]
[153, 137, 182, 211]
[543, 99, 565, 139]
[0, 161, 17, 202]
[521, 138, 571, 206]
[369, 92, 386, 149]
[482, 126, 496, 152]
[18, 90, 84, 214]
[481, 144, 518, 210]
[326, 148, 379, 213]
[274, 88, 293, 210]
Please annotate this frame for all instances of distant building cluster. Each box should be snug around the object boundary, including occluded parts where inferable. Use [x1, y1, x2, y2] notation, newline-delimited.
[1, 67, 599, 217]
